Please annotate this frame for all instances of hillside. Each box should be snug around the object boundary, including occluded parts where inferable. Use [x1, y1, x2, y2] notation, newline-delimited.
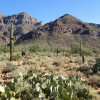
[0, 12, 44, 44]
[15, 14, 100, 49]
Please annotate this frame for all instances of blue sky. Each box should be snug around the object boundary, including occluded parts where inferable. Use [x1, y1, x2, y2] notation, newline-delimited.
[0, 0, 100, 24]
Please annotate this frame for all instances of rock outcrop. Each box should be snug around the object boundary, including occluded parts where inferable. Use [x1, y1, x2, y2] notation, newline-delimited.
[0, 12, 44, 44]
[0, 12, 37, 25]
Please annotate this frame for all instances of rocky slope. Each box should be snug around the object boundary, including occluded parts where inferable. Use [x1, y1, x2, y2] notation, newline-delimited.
[89, 23, 100, 28]
[15, 14, 100, 48]
[0, 12, 44, 44]
[0, 12, 37, 25]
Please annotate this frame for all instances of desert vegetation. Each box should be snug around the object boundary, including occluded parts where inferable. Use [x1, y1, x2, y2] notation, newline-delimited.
[0, 13, 100, 99]
[0, 42, 100, 100]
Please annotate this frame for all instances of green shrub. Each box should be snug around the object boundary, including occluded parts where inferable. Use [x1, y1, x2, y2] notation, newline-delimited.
[64, 53, 71, 57]
[0, 45, 10, 53]
[71, 46, 80, 54]
[82, 48, 93, 56]
[2, 64, 16, 73]
[71, 46, 93, 56]
[93, 58, 100, 73]
[92, 49, 100, 54]
[11, 54, 21, 61]
[54, 48, 62, 54]
[77, 65, 93, 75]
[42, 48, 48, 52]
[29, 45, 41, 53]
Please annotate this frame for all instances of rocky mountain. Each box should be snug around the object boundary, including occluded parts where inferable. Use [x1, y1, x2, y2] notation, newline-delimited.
[0, 12, 37, 25]
[89, 23, 100, 28]
[0, 13, 5, 18]
[0, 12, 44, 44]
[15, 14, 100, 48]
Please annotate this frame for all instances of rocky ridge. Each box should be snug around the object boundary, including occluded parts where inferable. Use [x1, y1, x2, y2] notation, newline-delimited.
[15, 14, 100, 48]
[0, 12, 44, 43]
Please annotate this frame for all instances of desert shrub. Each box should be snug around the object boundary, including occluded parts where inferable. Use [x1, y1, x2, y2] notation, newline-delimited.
[64, 53, 71, 57]
[71, 46, 93, 56]
[69, 59, 74, 63]
[0, 45, 10, 53]
[2, 64, 16, 73]
[93, 58, 100, 73]
[52, 61, 60, 66]
[54, 48, 62, 54]
[42, 48, 48, 52]
[29, 45, 41, 53]
[71, 46, 80, 54]
[89, 75, 100, 88]
[77, 64, 93, 75]
[92, 49, 100, 54]
[11, 54, 21, 61]
[82, 48, 93, 56]
[23, 61, 35, 65]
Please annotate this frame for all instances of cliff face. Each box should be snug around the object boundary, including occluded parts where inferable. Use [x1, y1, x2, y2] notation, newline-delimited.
[0, 12, 44, 44]
[0, 12, 37, 25]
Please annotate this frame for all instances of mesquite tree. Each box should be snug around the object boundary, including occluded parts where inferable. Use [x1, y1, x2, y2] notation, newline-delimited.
[10, 23, 13, 61]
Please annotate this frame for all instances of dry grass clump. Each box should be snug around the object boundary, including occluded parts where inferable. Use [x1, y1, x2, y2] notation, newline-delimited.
[89, 75, 100, 88]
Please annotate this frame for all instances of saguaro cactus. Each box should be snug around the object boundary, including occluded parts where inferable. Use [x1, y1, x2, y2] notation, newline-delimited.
[10, 23, 13, 61]
[5, 37, 7, 53]
[80, 37, 82, 56]
[57, 48, 59, 55]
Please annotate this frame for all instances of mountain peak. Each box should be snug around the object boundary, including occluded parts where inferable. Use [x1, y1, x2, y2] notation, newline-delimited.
[1, 12, 38, 25]
[59, 14, 81, 22]
[18, 12, 31, 16]
[0, 13, 5, 18]
[19, 12, 28, 14]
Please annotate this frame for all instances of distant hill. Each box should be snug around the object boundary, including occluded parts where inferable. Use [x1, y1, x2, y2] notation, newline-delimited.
[15, 14, 100, 49]
[89, 23, 100, 28]
[0, 12, 44, 44]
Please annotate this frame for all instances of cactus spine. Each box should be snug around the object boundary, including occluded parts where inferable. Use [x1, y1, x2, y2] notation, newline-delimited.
[10, 23, 13, 61]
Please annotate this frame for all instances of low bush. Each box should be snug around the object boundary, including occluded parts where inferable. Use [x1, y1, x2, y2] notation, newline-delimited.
[82, 48, 93, 56]
[29, 45, 41, 53]
[71, 46, 80, 54]
[71, 46, 93, 56]
[11, 54, 21, 61]
[92, 49, 100, 54]
[2, 64, 16, 73]
[93, 58, 100, 73]
[64, 53, 71, 57]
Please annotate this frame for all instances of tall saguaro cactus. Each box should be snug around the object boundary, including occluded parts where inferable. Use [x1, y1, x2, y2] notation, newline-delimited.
[80, 38, 82, 56]
[80, 33, 82, 56]
[10, 23, 13, 61]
